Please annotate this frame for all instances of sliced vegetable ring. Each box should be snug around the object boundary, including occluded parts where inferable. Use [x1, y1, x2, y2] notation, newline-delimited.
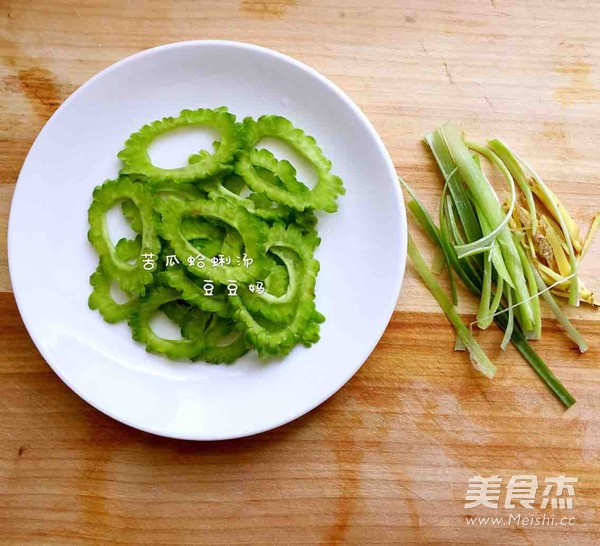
[231, 261, 320, 357]
[230, 224, 322, 357]
[183, 310, 249, 364]
[122, 181, 204, 235]
[129, 286, 206, 360]
[237, 223, 320, 324]
[88, 237, 142, 323]
[236, 115, 345, 212]
[158, 267, 231, 317]
[205, 175, 297, 223]
[118, 108, 243, 183]
[156, 196, 269, 283]
[88, 176, 160, 294]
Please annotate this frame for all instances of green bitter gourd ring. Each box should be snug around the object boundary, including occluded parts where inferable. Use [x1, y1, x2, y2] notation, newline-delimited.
[156, 196, 269, 284]
[182, 310, 249, 364]
[231, 259, 320, 357]
[238, 223, 320, 324]
[118, 108, 242, 183]
[88, 237, 142, 323]
[158, 267, 231, 317]
[122, 181, 205, 234]
[129, 286, 206, 360]
[87, 177, 160, 294]
[204, 175, 298, 224]
[129, 290, 248, 363]
[230, 224, 322, 357]
[235, 115, 345, 212]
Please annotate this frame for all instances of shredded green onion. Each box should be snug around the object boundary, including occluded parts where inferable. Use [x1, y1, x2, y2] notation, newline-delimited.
[457, 141, 517, 260]
[400, 174, 577, 408]
[408, 233, 496, 378]
[532, 269, 588, 353]
[439, 123, 536, 333]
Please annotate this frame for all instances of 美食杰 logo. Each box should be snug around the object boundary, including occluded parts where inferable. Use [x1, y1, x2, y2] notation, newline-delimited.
[463, 474, 578, 527]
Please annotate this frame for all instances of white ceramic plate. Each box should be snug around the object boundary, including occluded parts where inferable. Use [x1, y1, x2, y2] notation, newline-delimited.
[8, 41, 406, 440]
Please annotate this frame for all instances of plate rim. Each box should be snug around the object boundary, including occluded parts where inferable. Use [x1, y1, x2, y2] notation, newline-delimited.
[7, 40, 407, 440]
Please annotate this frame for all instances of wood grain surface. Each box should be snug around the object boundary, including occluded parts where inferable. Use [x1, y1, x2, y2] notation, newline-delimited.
[0, 1, 598, 544]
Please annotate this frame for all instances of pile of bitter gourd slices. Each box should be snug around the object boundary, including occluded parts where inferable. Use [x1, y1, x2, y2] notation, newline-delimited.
[87, 107, 345, 363]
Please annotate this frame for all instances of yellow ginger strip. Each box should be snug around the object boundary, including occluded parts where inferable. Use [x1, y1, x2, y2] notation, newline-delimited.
[546, 222, 571, 277]
[528, 176, 582, 253]
[581, 214, 600, 259]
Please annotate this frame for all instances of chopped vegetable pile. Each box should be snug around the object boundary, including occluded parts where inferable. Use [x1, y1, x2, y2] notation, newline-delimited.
[402, 122, 598, 407]
[87, 107, 344, 363]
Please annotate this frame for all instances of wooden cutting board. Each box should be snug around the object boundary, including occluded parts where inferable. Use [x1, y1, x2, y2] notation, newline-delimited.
[0, 1, 598, 544]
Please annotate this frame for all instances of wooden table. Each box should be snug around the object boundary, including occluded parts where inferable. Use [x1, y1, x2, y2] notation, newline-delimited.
[1, 1, 598, 544]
